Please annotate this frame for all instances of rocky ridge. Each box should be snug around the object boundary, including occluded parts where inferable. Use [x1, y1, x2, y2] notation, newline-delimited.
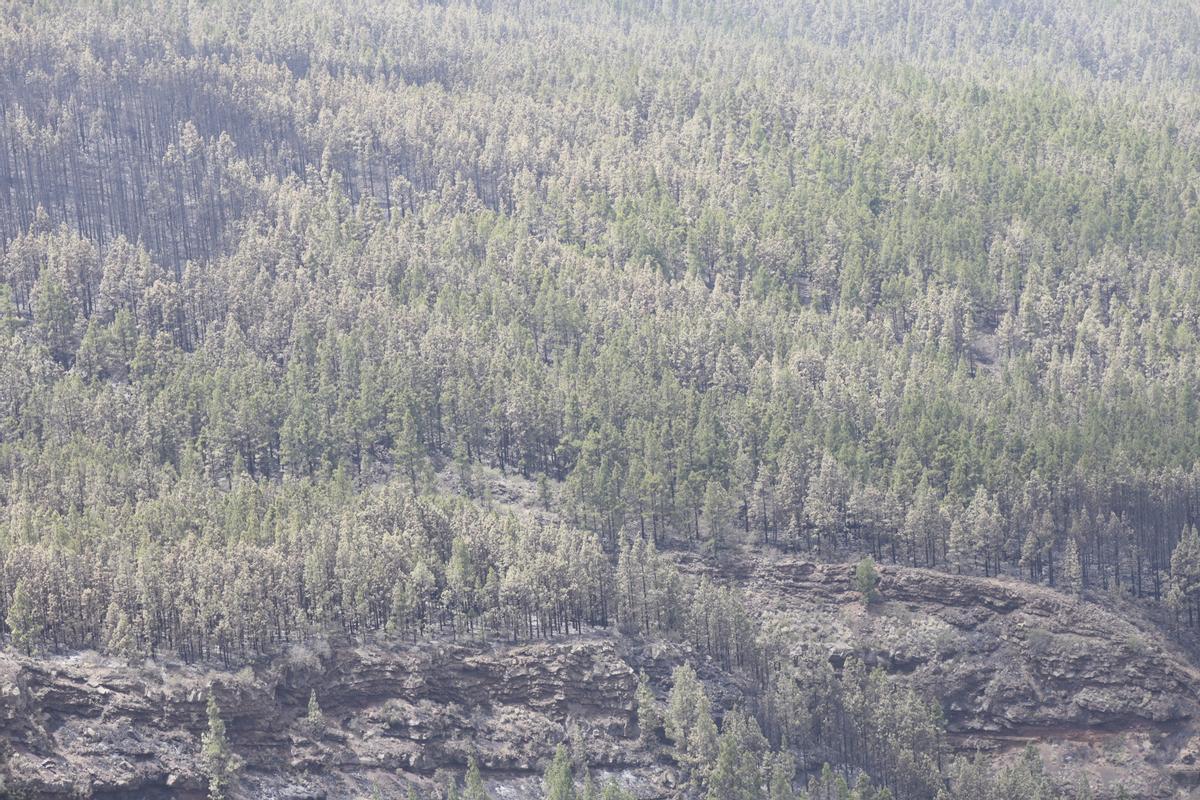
[4, 560, 1200, 798]
[0, 638, 660, 799]
[740, 556, 1200, 796]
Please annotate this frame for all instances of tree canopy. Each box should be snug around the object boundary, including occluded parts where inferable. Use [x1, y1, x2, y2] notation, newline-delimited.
[1, 0, 1198, 797]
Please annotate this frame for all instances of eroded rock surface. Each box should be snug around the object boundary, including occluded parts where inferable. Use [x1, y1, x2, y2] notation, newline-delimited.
[739, 557, 1200, 797]
[1, 637, 662, 799]
[5, 561, 1200, 798]
[745, 559, 1200, 733]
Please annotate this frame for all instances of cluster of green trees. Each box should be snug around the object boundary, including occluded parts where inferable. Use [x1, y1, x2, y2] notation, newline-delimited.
[3, 0, 1200, 623]
[193, 668, 1072, 800]
[3, 0, 1200, 796]
[636, 661, 1087, 800]
[3, 484, 615, 662]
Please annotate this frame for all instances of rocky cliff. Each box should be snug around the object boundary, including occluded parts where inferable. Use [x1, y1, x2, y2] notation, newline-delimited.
[738, 556, 1200, 797]
[0, 638, 666, 799]
[4, 561, 1200, 799]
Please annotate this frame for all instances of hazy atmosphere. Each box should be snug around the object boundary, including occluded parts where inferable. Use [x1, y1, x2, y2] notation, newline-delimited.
[3, 1, 1200, 798]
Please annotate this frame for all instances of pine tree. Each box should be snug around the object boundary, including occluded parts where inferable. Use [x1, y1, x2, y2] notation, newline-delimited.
[687, 710, 720, 789]
[390, 576, 415, 637]
[103, 599, 138, 660]
[1020, 510, 1056, 584]
[455, 754, 487, 800]
[580, 769, 597, 800]
[543, 744, 576, 800]
[454, 436, 476, 497]
[447, 535, 479, 633]
[1064, 538, 1084, 597]
[705, 727, 741, 800]
[702, 479, 731, 554]
[855, 556, 881, 605]
[303, 689, 324, 735]
[808, 763, 850, 800]
[664, 663, 706, 748]
[635, 671, 662, 743]
[601, 779, 635, 800]
[1171, 526, 1200, 623]
[767, 751, 796, 800]
[200, 694, 241, 800]
[6, 578, 40, 655]
[393, 408, 430, 496]
[1167, 580, 1186, 628]
[804, 452, 848, 554]
[967, 487, 1002, 576]
[409, 561, 437, 635]
[0, 284, 19, 339]
[705, 709, 768, 800]
[948, 513, 979, 575]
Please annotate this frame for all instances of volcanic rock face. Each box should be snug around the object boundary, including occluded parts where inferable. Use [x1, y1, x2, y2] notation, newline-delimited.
[746, 559, 1200, 733]
[4, 562, 1200, 799]
[740, 557, 1200, 797]
[0, 638, 654, 799]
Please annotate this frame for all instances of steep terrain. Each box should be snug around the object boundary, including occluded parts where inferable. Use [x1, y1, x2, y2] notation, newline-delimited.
[4, 559, 1200, 799]
[1, 638, 661, 799]
[735, 556, 1200, 797]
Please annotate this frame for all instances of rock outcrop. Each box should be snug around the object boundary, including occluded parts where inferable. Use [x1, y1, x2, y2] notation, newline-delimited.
[745, 559, 1200, 733]
[0, 637, 658, 799]
[5, 559, 1200, 798]
[739, 556, 1200, 797]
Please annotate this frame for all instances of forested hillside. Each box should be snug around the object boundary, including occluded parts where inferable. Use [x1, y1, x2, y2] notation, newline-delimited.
[2, 0, 1200, 798]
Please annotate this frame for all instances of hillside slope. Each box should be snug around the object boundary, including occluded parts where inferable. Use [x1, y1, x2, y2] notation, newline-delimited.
[3, 559, 1198, 799]
[736, 556, 1200, 796]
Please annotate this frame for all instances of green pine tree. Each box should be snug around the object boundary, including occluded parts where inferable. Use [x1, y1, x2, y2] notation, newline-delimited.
[601, 779, 634, 800]
[103, 599, 138, 660]
[464, 755, 490, 800]
[855, 556, 881, 605]
[767, 751, 796, 800]
[304, 689, 325, 735]
[1064, 537, 1084, 597]
[635, 671, 661, 743]
[543, 744, 576, 800]
[200, 693, 242, 800]
[5, 578, 40, 655]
